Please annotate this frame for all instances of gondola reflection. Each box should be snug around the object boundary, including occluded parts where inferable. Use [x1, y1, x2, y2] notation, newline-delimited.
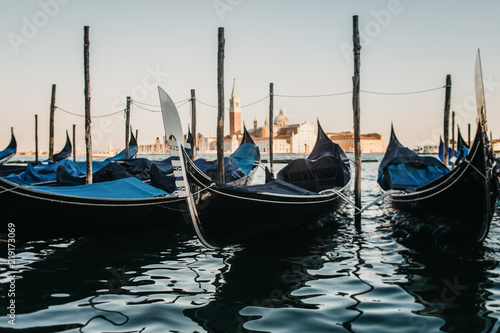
[184, 220, 377, 332]
[393, 240, 499, 332]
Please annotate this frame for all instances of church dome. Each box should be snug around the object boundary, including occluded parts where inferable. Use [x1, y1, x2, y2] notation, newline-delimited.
[274, 109, 288, 126]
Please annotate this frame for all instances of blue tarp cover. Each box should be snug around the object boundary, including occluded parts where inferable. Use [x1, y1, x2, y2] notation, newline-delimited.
[75, 145, 138, 174]
[378, 126, 450, 191]
[230, 143, 260, 175]
[27, 177, 170, 199]
[0, 148, 16, 163]
[0, 132, 17, 164]
[4, 159, 81, 185]
[194, 156, 246, 183]
[385, 162, 450, 191]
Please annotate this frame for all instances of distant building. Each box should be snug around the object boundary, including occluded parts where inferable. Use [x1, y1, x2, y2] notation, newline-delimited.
[198, 80, 317, 154]
[248, 109, 317, 154]
[229, 79, 242, 137]
[327, 132, 386, 153]
[160, 80, 385, 155]
[138, 137, 169, 154]
[493, 140, 500, 153]
[414, 144, 439, 154]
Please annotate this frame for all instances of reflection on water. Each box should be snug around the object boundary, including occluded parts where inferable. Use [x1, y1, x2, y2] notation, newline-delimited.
[0, 155, 499, 332]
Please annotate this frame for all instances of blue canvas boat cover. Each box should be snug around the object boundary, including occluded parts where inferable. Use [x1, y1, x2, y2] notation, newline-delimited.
[194, 156, 246, 183]
[381, 156, 450, 192]
[378, 125, 450, 191]
[4, 159, 81, 185]
[57, 159, 154, 185]
[27, 177, 170, 199]
[0, 148, 16, 164]
[156, 126, 258, 182]
[230, 143, 260, 175]
[154, 157, 175, 174]
[75, 131, 138, 174]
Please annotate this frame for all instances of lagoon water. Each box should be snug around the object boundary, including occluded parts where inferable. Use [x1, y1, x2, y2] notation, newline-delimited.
[1, 153, 500, 332]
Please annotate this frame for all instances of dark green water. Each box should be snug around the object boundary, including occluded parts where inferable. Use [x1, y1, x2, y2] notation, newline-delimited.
[0, 154, 499, 332]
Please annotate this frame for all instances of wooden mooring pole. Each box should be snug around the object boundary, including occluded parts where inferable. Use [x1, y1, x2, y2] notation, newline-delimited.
[352, 15, 362, 229]
[191, 89, 197, 159]
[443, 74, 452, 168]
[216, 27, 225, 183]
[125, 96, 131, 159]
[468, 123, 471, 145]
[269, 82, 274, 175]
[451, 111, 455, 158]
[49, 84, 56, 161]
[84, 26, 92, 184]
[72, 124, 76, 161]
[34, 114, 38, 163]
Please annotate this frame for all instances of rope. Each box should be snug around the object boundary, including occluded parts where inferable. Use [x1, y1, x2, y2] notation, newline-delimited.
[196, 95, 268, 109]
[355, 190, 404, 215]
[131, 102, 159, 112]
[360, 85, 447, 95]
[275, 91, 351, 98]
[56, 106, 125, 118]
[274, 86, 446, 98]
[463, 160, 487, 180]
[189, 171, 347, 205]
[133, 98, 190, 107]
[241, 95, 269, 107]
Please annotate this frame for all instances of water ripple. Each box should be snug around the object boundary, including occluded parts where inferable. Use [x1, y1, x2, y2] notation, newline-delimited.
[0, 156, 499, 332]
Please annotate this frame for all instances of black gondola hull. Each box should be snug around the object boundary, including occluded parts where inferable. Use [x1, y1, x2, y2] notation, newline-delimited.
[0, 177, 187, 239]
[185, 154, 349, 246]
[380, 125, 497, 243]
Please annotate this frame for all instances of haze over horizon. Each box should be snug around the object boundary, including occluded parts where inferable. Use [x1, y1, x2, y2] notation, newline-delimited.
[1, 0, 500, 152]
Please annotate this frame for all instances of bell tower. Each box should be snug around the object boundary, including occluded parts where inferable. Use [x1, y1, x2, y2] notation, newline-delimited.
[229, 79, 241, 136]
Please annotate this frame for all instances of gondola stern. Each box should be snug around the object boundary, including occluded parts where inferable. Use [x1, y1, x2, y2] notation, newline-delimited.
[7, 128, 16, 150]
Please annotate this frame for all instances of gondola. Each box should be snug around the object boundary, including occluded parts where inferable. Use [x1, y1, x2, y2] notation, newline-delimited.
[377, 52, 498, 244]
[0, 129, 77, 178]
[0, 128, 25, 176]
[0, 173, 189, 238]
[438, 126, 469, 165]
[378, 123, 496, 243]
[51, 130, 72, 162]
[0, 93, 261, 239]
[454, 126, 470, 164]
[2, 130, 138, 185]
[0, 129, 183, 238]
[158, 87, 351, 248]
[0, 128, 17, 165]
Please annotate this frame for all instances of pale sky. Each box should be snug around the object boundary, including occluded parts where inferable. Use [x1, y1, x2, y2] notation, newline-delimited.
[1, 0, 500, 152]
